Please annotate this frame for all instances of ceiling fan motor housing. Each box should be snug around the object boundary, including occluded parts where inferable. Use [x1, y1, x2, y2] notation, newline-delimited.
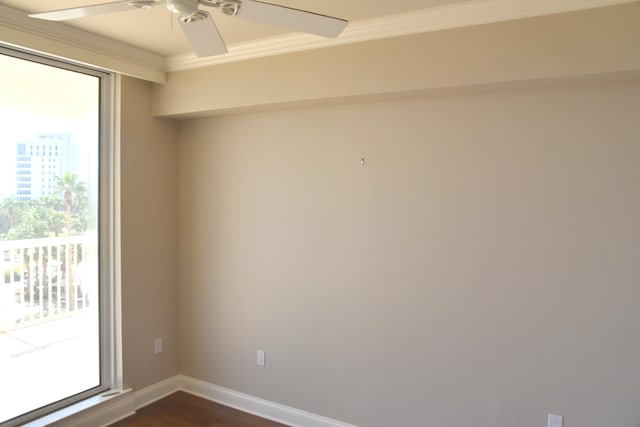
[167, 0, 199, 16]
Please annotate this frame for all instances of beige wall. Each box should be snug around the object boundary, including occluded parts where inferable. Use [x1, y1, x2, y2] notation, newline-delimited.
[153, 3, 640, 118]
[3, 1, 638, 424]
[120, 76, 180, 390]
[110, 4, 640, 426]
[177, 78, 640, 427]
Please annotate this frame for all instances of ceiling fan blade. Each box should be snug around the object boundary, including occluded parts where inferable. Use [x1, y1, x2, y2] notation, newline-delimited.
[233, 0, 348, 38]
[178, 11, 228, 57]
[29, 0, 158, 21]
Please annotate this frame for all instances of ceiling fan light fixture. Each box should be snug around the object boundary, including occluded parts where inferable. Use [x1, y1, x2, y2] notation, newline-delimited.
[127, 0, 156, 9]
[167, 0, 199, 15]
[219, 0, 240, 16]
[180, 10, 208, 23]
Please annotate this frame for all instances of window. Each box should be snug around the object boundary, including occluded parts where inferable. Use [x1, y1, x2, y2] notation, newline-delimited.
[0, 46, 116, 426]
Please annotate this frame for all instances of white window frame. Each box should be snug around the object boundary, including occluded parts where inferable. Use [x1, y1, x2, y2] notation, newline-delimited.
[0, 44, 122, 427]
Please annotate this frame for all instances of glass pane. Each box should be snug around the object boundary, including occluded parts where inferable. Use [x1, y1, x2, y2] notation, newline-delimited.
[0, 52, 101, 423]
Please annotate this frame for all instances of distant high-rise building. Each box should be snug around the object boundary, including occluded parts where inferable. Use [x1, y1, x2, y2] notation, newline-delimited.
[15, 134, 79, 200]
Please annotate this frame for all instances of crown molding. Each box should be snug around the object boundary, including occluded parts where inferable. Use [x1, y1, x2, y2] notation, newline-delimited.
[0, 0, 635, 79]
[166, 0, 636, 72]
[0, 3, 166, 83]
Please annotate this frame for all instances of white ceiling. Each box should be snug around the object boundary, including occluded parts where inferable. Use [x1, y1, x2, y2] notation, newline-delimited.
[4, 0, 465, 57]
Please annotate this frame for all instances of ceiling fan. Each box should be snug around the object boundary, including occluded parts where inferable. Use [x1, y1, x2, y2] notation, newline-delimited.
[28, 0, 348, 57]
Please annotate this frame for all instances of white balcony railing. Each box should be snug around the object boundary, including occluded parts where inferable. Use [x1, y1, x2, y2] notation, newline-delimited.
[0, 235, 95, 332]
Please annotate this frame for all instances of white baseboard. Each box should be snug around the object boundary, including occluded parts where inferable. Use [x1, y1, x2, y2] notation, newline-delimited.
[131, 375, 181, 410]
[176, 375, 357, 427]
[47, 374, 356, 427]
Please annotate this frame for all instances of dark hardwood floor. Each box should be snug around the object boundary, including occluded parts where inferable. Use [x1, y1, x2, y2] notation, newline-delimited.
[109, 391, 288, 427]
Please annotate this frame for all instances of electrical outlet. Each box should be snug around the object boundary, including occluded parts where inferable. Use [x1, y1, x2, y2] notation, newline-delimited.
[548, 414, 563, 427]
[154, 338, 163, 354]
[257, 350, 265, 367]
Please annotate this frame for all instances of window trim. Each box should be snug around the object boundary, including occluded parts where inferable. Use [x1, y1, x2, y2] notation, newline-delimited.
[0, 45, 121, 427]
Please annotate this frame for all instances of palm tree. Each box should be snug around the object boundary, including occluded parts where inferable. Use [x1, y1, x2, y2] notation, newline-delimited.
[54, 172, 87, 310]
[54, 172, 87, 236]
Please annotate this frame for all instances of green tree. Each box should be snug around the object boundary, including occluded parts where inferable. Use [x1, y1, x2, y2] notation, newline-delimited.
[54, 172, 88, 236]
[0, 197, 29, 236]
[0, 173, 89, 240]
[5, 200, 65, 240]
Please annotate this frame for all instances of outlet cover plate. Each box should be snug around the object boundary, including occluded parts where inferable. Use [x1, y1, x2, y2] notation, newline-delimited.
[154, 338, 163, 354]
[548, 414, 563, 427]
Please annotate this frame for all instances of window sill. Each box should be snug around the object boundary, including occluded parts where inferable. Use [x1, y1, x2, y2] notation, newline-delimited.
[23, 389, 134, 427]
